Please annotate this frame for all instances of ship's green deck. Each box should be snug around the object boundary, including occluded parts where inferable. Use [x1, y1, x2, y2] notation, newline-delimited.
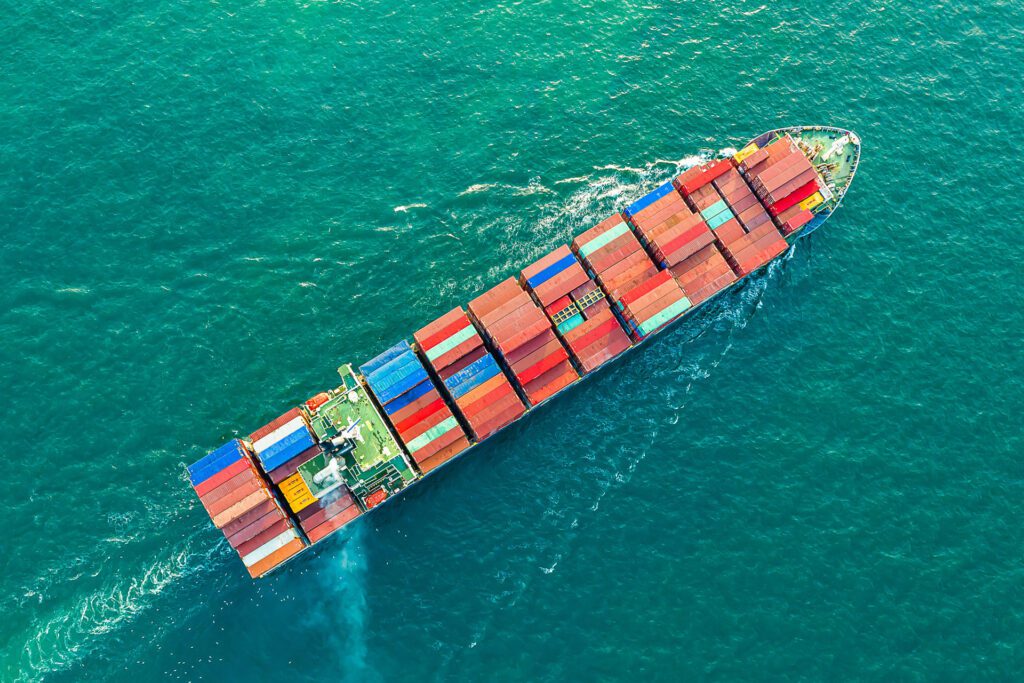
[300, 365, 416, 506]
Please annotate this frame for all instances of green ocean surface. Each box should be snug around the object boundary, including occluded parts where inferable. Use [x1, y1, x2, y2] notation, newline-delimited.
[3, 0, 1023, 680]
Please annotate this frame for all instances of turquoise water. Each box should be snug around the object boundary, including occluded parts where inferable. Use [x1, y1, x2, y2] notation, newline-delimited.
[4, 0, 1024, 679]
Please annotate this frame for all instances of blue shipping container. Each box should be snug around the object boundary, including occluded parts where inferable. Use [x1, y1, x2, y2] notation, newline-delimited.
[526, 253, 578, 288]
[189, 440, 246, 486]
[625, 181, 676, 217]
[359, 340, 412, 377]
[259, 428, 316, 471]
[384, 380, 435, 415]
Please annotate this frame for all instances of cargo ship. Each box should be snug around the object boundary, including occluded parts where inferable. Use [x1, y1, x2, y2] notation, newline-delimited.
[186, 126, 861, 579]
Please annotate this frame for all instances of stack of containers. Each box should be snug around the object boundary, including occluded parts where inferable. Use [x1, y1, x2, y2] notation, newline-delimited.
[615, 270, 691, 340]
[674, 159, 791, 292]
[571, 213, 659, 304]
[250, 408, 318, 481]
[666, 245, 736, 306]
[740, 136, 822, 235]
[290, 486, 363, 544]
[624, 182, 716, 269]
[468, 278, 579, 406]
[414, 307, 527, 440]
[187, 440, 305, 578]
[521, 246, 632, 374]
[360, 340, 470, 473]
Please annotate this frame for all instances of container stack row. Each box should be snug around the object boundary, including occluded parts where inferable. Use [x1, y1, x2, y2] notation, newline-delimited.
[624, 182, 716, 269]
[675, 160, 789, 281]
[414, 307, 527, 440]
[187, 439, 305, 578]
[468, 277, 579, 406]
[360, 340, 470, 473]
[291, 488, 363, 544]
[521, 245, 632, 374]
[613, 269, 691, 340]
[250, 408, 319, 483]
[739, 136, 823, 236]
[572, 213, 659, 305]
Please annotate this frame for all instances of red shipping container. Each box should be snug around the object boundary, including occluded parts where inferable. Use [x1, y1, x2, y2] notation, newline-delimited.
[585, 233, 642, 273]
[714, 219, 746, 245]
[454, 373, 504, 410]
[544, 295, 573, 317]
[622, 281, 682, 320]
[576, 331, 631, 373]
[235, 519, 292, 558]
[399, 402, 451, 442]
[220, 499, 279, 537]
[226, 509, 283, 549]
[630, 191, 686, 221]
[626, 288, 686, 327]
[619, 270, 673, 308]
[768, 180, 819, 215]
[409, 422, 466, 463]
[493, 318, 551, 356]
[569, 316, 623, 351]
[418, 316, 471, 353]
[510, 335, 565, 374]
[740, 211, 771, 232]
[199, 468, 259, 507]
[686, 273, 736, 305]
[307, 506, 362, 544]
[461, 382, 515, 420]
[469, 278, 525, 320]
[472, 402, 528, 440]
[415, 307, 466, 346]
[765, 169, 817, 206]
[463, 387, 523, 422]
[430, 335, 484, 371]
[485, 304, 547, 343]
[730, 232, 787, 269]
[417, 435, 472, 473]
[658, 226, 715, 266]
[782, 209, 814, 234]
[387, 387, 441, 425]
[576, 323, 631, 358]
[594, 249, 651, 285]
[299, 498, 355, 530]
[517, 348, 569, 385]
[753, 153, 804, 193]
[505, 328, 558, 366]
[203, 477, 265, 518]
[465, 398, 524, 437]
[638, 213, 694, 247]
[478, 291, 534, 328]
[194, 458, 253, 498]
[631, 199, 690, 231]
[738, 147, 769, 173]
[523, 363, 577, 404]
[675, 158, 733, 195]
[533, 266, 590, 306]
[573, 214, 628, 251]
[296, 489, 355, 522]
[395, 397, 448, 436]
[599, 261, 658, 300]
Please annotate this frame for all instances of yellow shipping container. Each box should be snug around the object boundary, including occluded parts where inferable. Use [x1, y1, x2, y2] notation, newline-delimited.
[280, 472, 317, 513]
[799, 192, 824, 211]
[733, 143, 759, 163]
